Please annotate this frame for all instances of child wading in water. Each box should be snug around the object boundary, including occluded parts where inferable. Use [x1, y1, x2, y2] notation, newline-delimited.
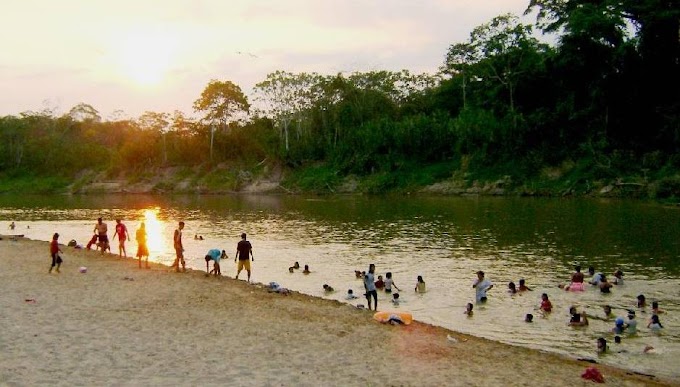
[415, 275, 426, 293]
[384, 272, 400, 293]
[49, 232, 63, 273]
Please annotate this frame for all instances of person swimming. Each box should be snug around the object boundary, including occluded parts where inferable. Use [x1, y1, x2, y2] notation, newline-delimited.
[612, 269, 624, 285]
[525, 313, 534, 323]
[652, 301, 664, 315]
[612, 317, 626, 334]
[391, 293, 401, 305]
[540, 293, 553, 313]
[637, 294, 647, 308]
[414, 275, 426, 293]
[598, 275, 613, 293]
[569, 307, 589, 326]
[464, 303, 474, 316]
[648, 314, 664, 330]
[563, 265, 585, 291]
[597, 337, 607, 354]
[518, 278, 532, 292]
[508, 282, 517, 294]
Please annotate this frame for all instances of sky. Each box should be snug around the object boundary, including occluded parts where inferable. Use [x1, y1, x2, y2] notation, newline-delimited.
[1, 0, 534, 120]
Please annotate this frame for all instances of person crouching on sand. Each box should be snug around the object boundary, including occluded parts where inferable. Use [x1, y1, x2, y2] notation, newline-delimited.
[205, 248, 225, 276]
[49, 232, 63, 273]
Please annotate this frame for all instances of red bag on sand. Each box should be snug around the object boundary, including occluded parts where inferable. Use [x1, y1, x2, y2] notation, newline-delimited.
[581, 366, 605, 383]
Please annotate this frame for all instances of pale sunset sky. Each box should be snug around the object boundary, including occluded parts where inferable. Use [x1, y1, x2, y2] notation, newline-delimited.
[1, 0, 533, 120]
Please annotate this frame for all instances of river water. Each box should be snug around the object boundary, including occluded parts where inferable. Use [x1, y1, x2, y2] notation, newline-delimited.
[1, 194, 679, 380]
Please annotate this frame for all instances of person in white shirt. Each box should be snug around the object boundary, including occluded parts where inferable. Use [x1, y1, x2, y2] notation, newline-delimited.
[472, 271, 493, 303]
[384, 272, 400, 293]
[625, 310, 638, 334]
[345, 289, 358, 300]
[363, 264, 378, 310]
[588, 266, 603, 285]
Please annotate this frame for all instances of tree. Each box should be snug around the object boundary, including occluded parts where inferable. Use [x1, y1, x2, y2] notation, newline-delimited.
[136, 111, 170, 163]
[194, 80, 250, 161]
[442, 43, 478, 109]
[67, 103, 101, 123]
[254, 71, 320, 152]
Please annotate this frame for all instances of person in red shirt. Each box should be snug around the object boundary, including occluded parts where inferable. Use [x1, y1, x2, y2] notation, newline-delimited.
[374, 275, 385, 290]
[49, 232, 63, 273]
[540, 293, 553, 313]
[113, 219, 131, 258]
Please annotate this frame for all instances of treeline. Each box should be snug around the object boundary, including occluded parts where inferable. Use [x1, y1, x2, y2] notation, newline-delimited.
[1, 1, 678, 196]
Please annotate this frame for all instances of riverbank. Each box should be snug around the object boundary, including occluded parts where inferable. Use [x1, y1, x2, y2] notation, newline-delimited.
[0, 237, 675, 386]
[1, 160, 678, 203]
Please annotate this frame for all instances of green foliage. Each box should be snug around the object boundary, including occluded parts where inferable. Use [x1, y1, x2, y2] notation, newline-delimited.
[0, 4, 677, 198]
[0, 174, 69, 194]
[201, 168, 238, 191]
[284, 164, 341, 193]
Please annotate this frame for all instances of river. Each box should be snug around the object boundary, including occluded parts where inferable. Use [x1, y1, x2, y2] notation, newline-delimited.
[1, 194, 679, 380]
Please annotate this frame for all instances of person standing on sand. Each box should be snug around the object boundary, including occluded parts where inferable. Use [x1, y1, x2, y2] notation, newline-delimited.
[113, 219, 131, 258]
[363, 263, 378, 310]
[94, 217, 109, 254]
[235, 233, 253, 281]
[171, 221, 185, 272]
[136, 222, 150, 269]
[49, 232, 63, 273]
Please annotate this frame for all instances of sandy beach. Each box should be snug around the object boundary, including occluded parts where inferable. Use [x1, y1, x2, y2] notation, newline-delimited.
[0, 237, 675, 386]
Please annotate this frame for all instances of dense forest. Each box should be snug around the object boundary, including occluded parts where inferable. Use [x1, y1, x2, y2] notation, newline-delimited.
[1, 0, 679, 199]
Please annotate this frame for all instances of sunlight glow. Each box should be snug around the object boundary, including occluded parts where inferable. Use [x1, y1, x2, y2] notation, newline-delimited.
[114, 28, 179, 86]
[143, 208, 164, 252]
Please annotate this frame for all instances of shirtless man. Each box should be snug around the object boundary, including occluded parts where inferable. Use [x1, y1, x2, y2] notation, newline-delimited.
[171, 221, 185, 272]
[94, 217, 109, 254]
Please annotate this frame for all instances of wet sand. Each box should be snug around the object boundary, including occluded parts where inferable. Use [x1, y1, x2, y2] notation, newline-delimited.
[0, 237, 675, 386]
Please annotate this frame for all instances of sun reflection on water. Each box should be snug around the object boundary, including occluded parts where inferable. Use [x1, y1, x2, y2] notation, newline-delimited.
[143, 208, 164, 253]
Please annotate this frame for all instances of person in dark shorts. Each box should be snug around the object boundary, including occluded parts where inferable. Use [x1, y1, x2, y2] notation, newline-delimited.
[94, 217, 109, 254]
[171, 221, 185, 272]
[235, 233, 254, 281]
[363, 263, 377, 310]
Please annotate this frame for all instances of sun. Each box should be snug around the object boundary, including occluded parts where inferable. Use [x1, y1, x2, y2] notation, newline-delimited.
[142, 208, 163, 252]
[115, 28, 177, 86]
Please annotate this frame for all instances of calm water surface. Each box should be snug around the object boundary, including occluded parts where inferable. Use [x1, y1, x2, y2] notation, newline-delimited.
[1, 194, 679, 380]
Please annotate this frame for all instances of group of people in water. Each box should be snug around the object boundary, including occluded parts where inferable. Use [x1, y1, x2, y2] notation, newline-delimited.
[316, 265, 428, 311]
[45, 219, 668, 357]
[492, 264, 667, 355]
